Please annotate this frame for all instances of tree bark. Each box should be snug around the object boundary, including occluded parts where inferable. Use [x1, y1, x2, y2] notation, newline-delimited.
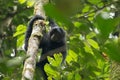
[21, 0, 48, 80]
[110, 61, 120, 80]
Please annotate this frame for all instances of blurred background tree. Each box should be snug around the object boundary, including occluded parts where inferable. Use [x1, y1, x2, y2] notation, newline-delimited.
[0, 0, 120, 80]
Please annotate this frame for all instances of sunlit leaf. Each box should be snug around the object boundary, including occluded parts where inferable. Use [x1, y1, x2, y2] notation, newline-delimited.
[66, 50, 78, 63]
[18, 0, 26, 4]
[13, 25, 26, 37]
[54, 54, 62, 66]
[75, 73, 81, 80]
[44, 64, 59, 77]
[66, 72, 74, 80]
[84, 41, 93, 54]
[97, 2, 104, 8]
[88, 0, 101, 4]
[47, 53, 62, 67]
[17, 35, 24, 47]
[86, 32, 96, 39]
[82, 5, 90, 13]
[27, 0, 35, 7]
[74, 22, 82, 28]
[87, 39, 99, 50]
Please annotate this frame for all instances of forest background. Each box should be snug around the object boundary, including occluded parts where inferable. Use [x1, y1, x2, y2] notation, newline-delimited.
[0, 0, 120, 80]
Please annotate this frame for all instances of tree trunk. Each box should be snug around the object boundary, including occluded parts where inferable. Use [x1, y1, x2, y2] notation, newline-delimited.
[21, 0, 48, 80]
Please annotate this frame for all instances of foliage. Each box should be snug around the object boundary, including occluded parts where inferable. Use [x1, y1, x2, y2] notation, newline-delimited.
[0, 0, 120, 80]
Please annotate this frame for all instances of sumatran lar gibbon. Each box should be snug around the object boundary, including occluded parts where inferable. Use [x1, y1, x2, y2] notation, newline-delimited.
[24, 15, 67, 80]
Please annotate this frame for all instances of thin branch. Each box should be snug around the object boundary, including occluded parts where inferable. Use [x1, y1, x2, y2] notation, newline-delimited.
[79, 1, 119, 19]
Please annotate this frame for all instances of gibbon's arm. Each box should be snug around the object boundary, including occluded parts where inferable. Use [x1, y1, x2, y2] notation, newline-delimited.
[24, 15, 44, 51]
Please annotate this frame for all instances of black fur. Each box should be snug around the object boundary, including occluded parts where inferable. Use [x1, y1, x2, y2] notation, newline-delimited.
[24, 15, 44, 51]
[24, 15, 66, 80]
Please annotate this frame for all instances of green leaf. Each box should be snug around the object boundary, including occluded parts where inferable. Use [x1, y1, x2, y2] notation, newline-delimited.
[17, 35, 24, 47]
[54, 54, 62, 66]
[72, 61, 80, 68]
[94, 14, 120, 40]
[67, 72, 74, 80]
[88, 13, 95, 21]
[66, 50, 78, 63]
[82, 5, 90, 13]
[75, 73, 81, 80]
[47, 53, 62, 67]
[64, 66, 76, 72]
[7, 56, 25, 67]
[97, 2, 104, 8]
[27, 0, 35, 7]
[44, 64, 59, 77]
[88, 0, 101, 5]
[86, 32, 96, 39]
[104, 40, 120, 62]
[13, 25, 26, 47]
[74, 22, 82, 28]
[87, 39, 99, 50]
[13, 25, 26, 37]
[18, 0, 26, 4]
[84, 41, 93, 54]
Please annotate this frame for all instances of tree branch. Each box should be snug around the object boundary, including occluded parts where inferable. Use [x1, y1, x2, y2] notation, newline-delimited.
[21, 0, 48, 80]
[79, 1, 119, 19]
